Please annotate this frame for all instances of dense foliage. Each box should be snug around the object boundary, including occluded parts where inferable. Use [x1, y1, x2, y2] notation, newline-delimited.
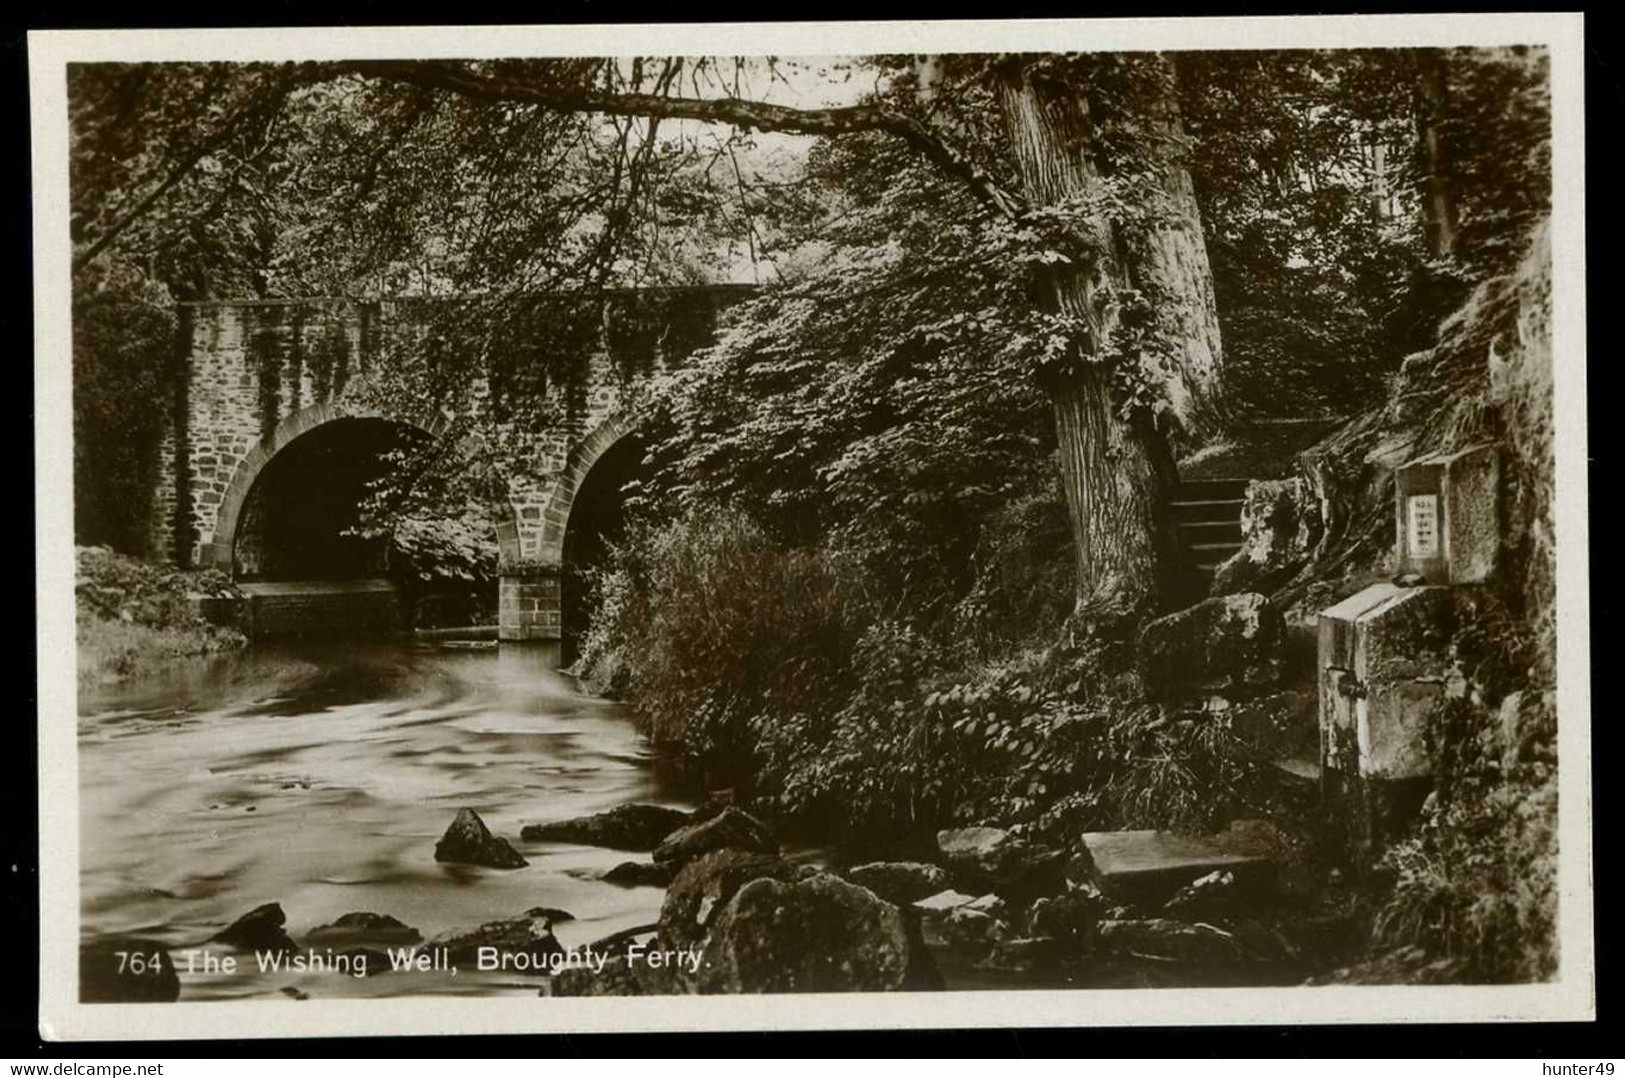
[72, 269, 177, 554]
[76, 545, 245, 687]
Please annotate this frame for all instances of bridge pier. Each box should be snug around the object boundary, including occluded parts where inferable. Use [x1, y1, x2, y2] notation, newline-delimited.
[499, 565, 563, 642]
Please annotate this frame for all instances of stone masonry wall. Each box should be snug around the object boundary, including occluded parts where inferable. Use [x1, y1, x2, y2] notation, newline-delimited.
[152, 286, 749, 640]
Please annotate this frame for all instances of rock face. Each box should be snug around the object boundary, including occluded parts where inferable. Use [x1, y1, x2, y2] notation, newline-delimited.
[80, 938, 181, 1003]
[1136, 593, 1285, 696]
[211, 902, 299, 955]
[602, 860, 674, 887]
[521, 804, 690, 851]
[434, 808, 528, 869]
[936, 826, 1064, 895]
[696, 872, 941, 993]
[847, 861, 950, 905]
[1211, 479, 1322, 595]
[652, 806, 777, 870]
[660, 848, 798, 952]
[305, 912, 422, 949]
[430, 912, 562, 971]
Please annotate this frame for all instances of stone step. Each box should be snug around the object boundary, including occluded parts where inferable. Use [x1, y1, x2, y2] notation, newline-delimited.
[1078, 826, 1279, 902]
[1175, 520, 1243, 543]
[1169, 498, 1246, 524]
[1171, 479, 1250, 502]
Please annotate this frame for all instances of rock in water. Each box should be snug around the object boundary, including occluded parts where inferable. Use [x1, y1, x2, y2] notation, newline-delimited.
[305, 912, 422, 949]
[211, 902, 299, 955]
[697, 871, 942, 993]
[520, 804, 690, 851]
[1135, 593, 1285, 696]
[652, 806, 777, 870]
[434, 808, 528, 869]
[659, 848, 798, 952]
[602, 860, 675, 888]
[79, 938, 181, 1002]
[430, 912, 563, 971]
[847, 861, 950, 905]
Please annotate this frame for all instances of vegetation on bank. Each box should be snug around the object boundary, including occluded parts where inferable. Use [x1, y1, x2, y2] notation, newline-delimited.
[75, 546, 247, 688]
[573, 49, 1558, 982]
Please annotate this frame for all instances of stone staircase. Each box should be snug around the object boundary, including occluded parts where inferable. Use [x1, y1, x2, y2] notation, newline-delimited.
[1167, 478, 1248, 607]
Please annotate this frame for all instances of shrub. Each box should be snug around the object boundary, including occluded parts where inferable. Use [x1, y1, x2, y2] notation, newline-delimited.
[76, 546, 247, 688]
[576, 508, 876, 781]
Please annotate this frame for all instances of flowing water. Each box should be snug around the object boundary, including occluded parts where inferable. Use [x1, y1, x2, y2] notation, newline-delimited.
[78, 640, 694, 1001]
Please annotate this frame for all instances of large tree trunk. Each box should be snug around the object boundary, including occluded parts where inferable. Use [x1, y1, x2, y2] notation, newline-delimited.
[1415, 50, 1460, 261]
[996, 60, 1197, 623]
[1126, 62, 1228, 447]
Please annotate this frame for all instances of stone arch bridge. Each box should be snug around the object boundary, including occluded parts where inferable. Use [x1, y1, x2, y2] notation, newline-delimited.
[147, 285, 751, 641]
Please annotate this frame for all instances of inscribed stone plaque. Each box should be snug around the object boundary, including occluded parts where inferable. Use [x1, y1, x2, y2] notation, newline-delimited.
[1407, 494, 1440, 558]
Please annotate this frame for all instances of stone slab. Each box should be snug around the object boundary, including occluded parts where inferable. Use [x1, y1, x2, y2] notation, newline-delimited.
[1079, 830, 1273, 900]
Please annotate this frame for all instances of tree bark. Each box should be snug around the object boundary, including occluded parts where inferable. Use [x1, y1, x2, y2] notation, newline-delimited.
[1415, 50, 1460, 261]
[1124, 58, 1228, 446]
[996, 63, 1179, 624]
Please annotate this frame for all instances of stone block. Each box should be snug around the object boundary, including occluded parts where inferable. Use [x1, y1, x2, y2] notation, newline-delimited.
[1395, 444, 1500, 585]
[1318, 583, 1456, 781]
[1077, 827, 1277, 903]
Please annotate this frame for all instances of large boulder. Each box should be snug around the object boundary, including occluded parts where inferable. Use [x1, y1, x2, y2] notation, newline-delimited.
[936, 826, 1064, 896]
[847, 861, 950, 906]
[210, 902, 299, 955]
[305, 912, 422, 949]
[521, 804, 690, 851]
[659, 847, 798, 952]
[79, 938, 181, 1002]
[429, 911, 563, 972]
[1136, 593, 1285, 697]
[434, 808, 528, 869]
[1211, 479, 1323, 596]
[695, 871, 942, 993]
[652, 806, 777, 870]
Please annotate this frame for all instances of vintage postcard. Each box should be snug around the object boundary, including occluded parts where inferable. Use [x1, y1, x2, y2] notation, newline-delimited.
[32, 14, 1592, 1040]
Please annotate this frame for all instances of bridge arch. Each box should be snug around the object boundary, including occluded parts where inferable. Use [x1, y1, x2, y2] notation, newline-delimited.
[501, 412, 650, 646]
[535, 411, 640, 568]
[202, 401, 462, 575]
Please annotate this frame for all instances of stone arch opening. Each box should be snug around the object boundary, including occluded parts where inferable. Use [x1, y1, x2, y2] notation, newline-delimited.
[559, 432, 651, 662]
[232, 416, 434, 581]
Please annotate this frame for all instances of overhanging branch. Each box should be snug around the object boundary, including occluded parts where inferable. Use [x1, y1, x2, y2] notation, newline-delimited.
[331, 60, 1029, 221]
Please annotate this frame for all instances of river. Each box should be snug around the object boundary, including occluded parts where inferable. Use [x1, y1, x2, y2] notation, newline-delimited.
[78, 640, 700, 1001]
